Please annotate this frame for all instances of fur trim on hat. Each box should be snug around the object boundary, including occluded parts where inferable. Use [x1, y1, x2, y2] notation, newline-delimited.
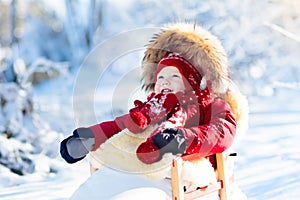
[142, 22, 229, 94]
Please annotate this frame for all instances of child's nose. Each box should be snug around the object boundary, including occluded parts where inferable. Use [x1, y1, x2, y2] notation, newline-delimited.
[161, 79, 170, 85]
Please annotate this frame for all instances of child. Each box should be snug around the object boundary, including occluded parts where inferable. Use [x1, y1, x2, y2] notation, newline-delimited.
[60, 22, 248, 198]
[60, 51, 236, 165]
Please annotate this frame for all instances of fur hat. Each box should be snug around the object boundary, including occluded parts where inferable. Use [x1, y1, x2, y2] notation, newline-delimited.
[141, 22, 249, 138]
[141, 22, 229, 94]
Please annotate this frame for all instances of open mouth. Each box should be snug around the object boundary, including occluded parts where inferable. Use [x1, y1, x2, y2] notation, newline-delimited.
[161, 88, 173, 93]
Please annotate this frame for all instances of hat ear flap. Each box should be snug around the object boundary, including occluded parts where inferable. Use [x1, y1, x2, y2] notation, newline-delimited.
[200, 75, 207, 90]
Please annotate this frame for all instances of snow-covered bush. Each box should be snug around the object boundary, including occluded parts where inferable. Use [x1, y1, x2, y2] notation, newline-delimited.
[0, 80, 38, 175]
[0, 57, 69, 175]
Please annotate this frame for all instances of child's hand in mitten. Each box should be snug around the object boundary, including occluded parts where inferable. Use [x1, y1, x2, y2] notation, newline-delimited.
[60, 128, 95, 164]
[136, 128, 186, 164]
[128, 91, 183, 133]
[136, 138, 161, 164]
[152, 128, 186, 155]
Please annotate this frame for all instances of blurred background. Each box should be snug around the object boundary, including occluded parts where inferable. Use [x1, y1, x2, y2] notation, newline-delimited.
[0, 0, 299, 199]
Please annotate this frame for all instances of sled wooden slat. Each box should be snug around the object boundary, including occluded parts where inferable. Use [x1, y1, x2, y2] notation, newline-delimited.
[172, 152, 229, 200]
[215, 153, 228, 200]
[171, 158, 184, 200]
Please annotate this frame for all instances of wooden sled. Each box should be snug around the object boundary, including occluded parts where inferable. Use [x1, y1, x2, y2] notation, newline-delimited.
[172, 152, 233, 200]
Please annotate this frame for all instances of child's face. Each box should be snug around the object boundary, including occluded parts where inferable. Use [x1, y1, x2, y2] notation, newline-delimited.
[154, 66, 185, 93]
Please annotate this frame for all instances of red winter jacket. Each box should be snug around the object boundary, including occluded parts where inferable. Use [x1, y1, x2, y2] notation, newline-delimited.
[181, 97, 236, 168]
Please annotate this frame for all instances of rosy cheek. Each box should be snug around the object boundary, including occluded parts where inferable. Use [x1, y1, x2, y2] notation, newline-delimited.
[154, 84, 160, 93]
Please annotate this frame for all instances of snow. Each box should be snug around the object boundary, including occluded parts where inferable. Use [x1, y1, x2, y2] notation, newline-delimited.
[0, 161, 90, 200]
[70, 166, 172, 200]
[1, 0, 300, 199]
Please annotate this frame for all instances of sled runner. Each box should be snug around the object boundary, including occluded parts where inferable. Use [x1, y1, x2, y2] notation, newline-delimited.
[172, 152, 232, 200]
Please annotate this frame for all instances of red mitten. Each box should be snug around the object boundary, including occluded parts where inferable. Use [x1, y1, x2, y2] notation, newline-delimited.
[136, 138, 161, 164]
[128, 92, 183, 133]
[136, 103, 189, 164]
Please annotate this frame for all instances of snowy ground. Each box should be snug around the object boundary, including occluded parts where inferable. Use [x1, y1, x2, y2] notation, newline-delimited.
[0, 161, 89, 200]
[235, 95, 300, 199]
